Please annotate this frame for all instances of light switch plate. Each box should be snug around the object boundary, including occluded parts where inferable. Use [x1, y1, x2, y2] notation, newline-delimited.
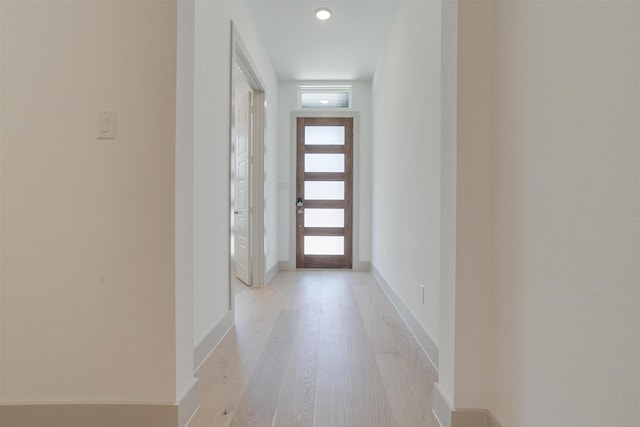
[97, 111, 116, 139]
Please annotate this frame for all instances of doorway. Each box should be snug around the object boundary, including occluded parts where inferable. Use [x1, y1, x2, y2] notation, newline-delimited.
[296, 117, 353, 268]
[232, 64, 252, 285]
[230, 22, 266, 296]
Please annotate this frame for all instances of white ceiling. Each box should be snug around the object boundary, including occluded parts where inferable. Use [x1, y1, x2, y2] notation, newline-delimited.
[247, 1, 400, 81]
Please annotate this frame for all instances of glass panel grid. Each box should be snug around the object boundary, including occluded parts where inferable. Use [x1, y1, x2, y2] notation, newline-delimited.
[304, 126, 345, 145]
[304, 181, 344, 200]
[305, 153, 345, 173]
[304, 208, 344, 228]
[304, 236, 345, 255]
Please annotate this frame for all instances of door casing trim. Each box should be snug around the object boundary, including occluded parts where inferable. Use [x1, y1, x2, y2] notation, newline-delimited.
[230, 22, 267, 307]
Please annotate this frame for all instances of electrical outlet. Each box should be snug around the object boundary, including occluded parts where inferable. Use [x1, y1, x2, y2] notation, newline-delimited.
[419, 283, 425, 304]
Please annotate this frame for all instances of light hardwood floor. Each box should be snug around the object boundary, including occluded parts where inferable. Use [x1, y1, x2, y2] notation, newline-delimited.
[188, 270, 439, 427]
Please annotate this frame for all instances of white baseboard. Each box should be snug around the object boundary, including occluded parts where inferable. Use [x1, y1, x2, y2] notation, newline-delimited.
[352, 261, 371, 271]
[265, 262, 279, 285]
[370, 264, 439, 368]
[0, 402, 178, 427]
[193, 309, 234, 371]
[178, 379, 200, 427]
[278, 260, 295, 270]
[433, 383, 502, 427]
[0, 393, 201, 427]
[485, 411, 502, 427]
[433, 383, 453, 427]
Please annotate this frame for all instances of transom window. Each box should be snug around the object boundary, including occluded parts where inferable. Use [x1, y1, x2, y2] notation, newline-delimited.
[298, 85, 352, 109]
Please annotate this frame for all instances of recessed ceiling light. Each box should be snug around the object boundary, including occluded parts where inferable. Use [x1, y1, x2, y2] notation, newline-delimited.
[319, 99, 330, 104]
[315, 8, 331, 20]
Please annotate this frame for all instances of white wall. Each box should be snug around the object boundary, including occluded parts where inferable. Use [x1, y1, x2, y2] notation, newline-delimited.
[437, 0, 458, 404]
[176, 0, 196, 402]
[1, 0, 179, 402]
[454, 1, 494, 407]
[265, 87, 279, 274]
[489, 2, 640, 425]
[277, 80, 372, 268]
[192, 1, 278, 346]
[371, 1, 442, 346]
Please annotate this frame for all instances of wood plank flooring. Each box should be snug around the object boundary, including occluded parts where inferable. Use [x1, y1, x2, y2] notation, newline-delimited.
[188, 270, 439, 427]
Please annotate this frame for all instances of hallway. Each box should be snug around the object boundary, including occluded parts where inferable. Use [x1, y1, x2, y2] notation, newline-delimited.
[189, 271, 439, 427]
[2, 1, 639, 426]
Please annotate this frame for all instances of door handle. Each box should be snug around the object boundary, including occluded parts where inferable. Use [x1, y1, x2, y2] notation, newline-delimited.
[297, 209, 304, 215]
[234, 210, 239, 215]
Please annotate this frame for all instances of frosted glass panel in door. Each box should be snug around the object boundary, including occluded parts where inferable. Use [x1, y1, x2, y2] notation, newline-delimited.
[304, 236, 345, 255]
[305, 126, 345, 145]
[304, 209, 344, 227]
[305, 154, 345, 173]
[304, 181, 344, 200]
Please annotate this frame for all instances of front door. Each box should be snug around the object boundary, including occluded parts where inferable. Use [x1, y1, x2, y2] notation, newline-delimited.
[296, 117, 353, 268]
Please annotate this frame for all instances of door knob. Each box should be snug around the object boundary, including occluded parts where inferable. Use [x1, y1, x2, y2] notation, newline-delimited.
[297, 209, 304, 215]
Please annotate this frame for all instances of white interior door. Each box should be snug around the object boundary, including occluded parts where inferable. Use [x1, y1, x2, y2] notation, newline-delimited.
[234, 82, 252, 284]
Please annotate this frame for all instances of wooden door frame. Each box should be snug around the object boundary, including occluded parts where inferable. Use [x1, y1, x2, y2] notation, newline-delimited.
[229, 22, 266, 310]
[289, 111, 361, 269]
